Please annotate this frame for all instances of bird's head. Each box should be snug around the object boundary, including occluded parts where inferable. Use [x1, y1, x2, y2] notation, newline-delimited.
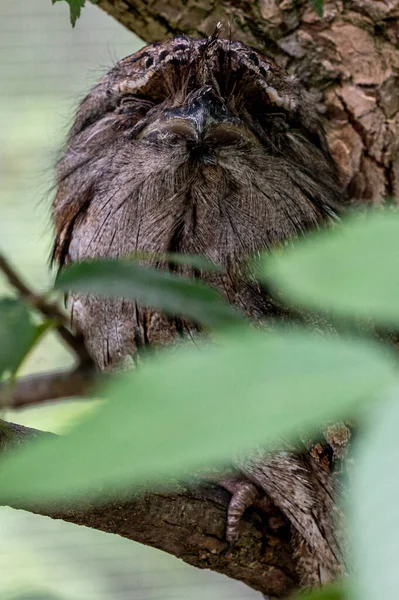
[53, 34, 344, 266]
[52, 33, 346, 367]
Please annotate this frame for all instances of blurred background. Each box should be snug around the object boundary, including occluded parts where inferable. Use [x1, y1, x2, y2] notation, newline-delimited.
[0, 1, 258, 598]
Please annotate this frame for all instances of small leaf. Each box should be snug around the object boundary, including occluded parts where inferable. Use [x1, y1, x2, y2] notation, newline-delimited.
[163, 252, 222, 272]
[292, 581, 345, 599]
[312, 0, 324, 17]
[0, 298, 38, 378]
[351, 389, 399, 600]
[52, 0, 86, 27]
[0, 327, 396, 505]
[55, 259, 241, 328]
[127, 251, 222, 273]
[262, 211, 399, 327]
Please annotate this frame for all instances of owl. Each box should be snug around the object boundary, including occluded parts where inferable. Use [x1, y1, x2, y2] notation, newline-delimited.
[52, 31, 345, 369]
[52, 30, 347, 590]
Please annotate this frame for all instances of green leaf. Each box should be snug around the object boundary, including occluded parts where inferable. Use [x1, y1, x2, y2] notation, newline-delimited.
[55, 259, 241, 328]
[312, 0, 324, 17]
[0, 298, 38, 378]
[0, 327, 396, 505]
[5, 595, 63, 600]
[163, 252, 222, 272]
[126, 251, 222, 273]
[292, 581, 345, 599]
[262, 211, 399, 327]
[351, 390, 399, 600]
[52, 0, 86, 27]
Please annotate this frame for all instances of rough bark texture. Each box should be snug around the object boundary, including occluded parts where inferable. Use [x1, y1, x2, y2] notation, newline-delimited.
[0, 419, 297, 598]
[95, 0, 399, 204]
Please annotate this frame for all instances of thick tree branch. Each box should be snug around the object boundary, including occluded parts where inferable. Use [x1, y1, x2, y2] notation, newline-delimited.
[0, 418, 298, 597]
[95, 0, 399, 204]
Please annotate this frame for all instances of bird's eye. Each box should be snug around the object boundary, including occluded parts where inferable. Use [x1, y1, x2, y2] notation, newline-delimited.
[117, 95, 154, 118]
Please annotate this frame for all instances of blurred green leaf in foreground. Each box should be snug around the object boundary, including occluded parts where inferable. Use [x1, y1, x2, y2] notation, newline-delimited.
[55, 259, 241, 328]
[352, 389, 399, 600]
[0, 298, 39, 379]
[262, 211, 399, 327]
[0, 326, 396, 505]
[293, 581, 344, 600]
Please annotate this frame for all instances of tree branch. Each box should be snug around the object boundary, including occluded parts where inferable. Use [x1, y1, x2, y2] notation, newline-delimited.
[0, 418, 298, 597]
[0, 367, 102, 409]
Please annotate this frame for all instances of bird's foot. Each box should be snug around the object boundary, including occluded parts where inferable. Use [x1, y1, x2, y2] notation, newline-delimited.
[218, 474, 284, 544]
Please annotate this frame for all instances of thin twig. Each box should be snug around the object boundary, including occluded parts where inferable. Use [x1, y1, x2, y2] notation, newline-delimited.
[0, 367, 102, 409]
[0, 252, 93, 366]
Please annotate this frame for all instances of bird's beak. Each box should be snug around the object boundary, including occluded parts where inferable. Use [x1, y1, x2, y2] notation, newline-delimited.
[136, 88, 257, 146]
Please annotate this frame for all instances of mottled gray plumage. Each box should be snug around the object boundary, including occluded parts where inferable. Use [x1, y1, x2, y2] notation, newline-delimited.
[235, 445, 345, 588]
[52, 32, 347, 591]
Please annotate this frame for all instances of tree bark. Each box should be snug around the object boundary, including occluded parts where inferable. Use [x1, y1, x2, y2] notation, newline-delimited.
[95, 0, 399, 204]
[0, 419, 297, 598]
[0, 368, 102, 409]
